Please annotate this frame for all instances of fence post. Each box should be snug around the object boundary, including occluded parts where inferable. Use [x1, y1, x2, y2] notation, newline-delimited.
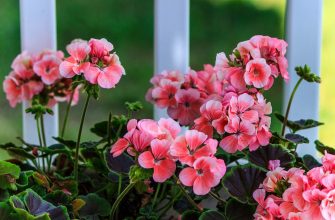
[154, 0, 190, 119]
[20, 0, 58, 146]
[284, 0, 323, 156]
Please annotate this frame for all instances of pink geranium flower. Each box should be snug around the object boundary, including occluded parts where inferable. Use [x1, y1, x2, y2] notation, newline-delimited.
[229, 93, 259, 123]
[179, 156, 226, 195]
[3, 72, 44, 107]
[151, 79, 180, 108]
[170, 130, 217, 166]
[167, 88, 204, 126]
[138, 118, 181, 141]
[194, 100, 227, 137]
[321, 189, 335, 220]
[59, 39, 91, 78]
[219, 117, 255, 153]
[33, 52, 63, 85]
[88, 38, 113, 60]
[244, 58, 272, 89]
[110, 119, 154, 157]
[11, 51, 35, 79]
[138, 139, 176, 182]
[84, 53, 125, 89]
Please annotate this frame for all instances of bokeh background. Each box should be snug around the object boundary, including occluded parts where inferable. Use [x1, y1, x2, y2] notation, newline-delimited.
[0, 0, 334, 153]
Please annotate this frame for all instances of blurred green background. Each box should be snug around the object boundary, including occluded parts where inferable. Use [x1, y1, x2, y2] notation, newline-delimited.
[0, 0, 334, 154]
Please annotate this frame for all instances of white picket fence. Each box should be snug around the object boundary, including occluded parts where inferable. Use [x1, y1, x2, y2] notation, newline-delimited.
[19, 0, 322, 156]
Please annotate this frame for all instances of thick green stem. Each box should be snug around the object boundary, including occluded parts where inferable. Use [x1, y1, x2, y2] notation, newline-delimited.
[36, 118, 45, 172]
[281, 78, 303, 136]
[173, 175, 202, 211]
[74, 94, 91, 182]
[61, 89, 75, 138]
[110, 182, 136, 220]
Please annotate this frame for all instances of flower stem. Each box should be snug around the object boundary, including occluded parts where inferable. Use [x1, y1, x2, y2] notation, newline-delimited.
[40, 115, 51, 172]
[36, 117, 45, 172]
[173, 175, 202, 211]
[151, 183, 161, 210]
[110, 182, 136, 220]
[61, 89, 75, 138]
[158, 191, 183, 218]
[209, 191, 226, 203]
[281, 77, 303, 136]
[74, 94, 91, 182]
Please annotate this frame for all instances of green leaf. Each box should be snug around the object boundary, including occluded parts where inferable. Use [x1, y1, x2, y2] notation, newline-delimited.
[78, 193, 111, 219]
[274, 113, 323, 133]
[16, 171, 34, 188]
[125, 101, 143, 112]
[199, 210, 225, 220]
[295, 65, 321, 83]
[248, 144, 295, 169]
[303, 154, 321, 170]
[181, 210, 200, 220]
[105, 149, 134, 174]
[285, 133, 309, 144]
[0, 202, 19, 220]
[0, 161, 21, 190]
[53, 137, 76, 149]
[6, 147, 36, 160]
[9, 189, 70, 220]
[222, 165, 265, 204]
[225, 199, 255, 220]
[315, 140, 335, 155]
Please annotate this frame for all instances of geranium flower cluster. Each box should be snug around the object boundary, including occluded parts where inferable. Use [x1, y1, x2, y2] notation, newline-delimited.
[60, 38, 125, 89]
[146, 35, 283, 153]
[254, 154, 335, 220]
[110, 118, 226, 195]
[3, 50, 79, 108]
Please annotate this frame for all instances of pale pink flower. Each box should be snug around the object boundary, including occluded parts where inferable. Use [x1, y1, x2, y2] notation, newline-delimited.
[59, 39, 91, 78]
[11, 51, 35, 79]
[137, 118, 181, 141]
[167, 88, 204, 126]
[322, 152, 335, 172]
[321, 189, 335, 220]
[179, 156, 226, 195]
[301, 189, 326, 220]
[33, 52, 63, 85]
[268, 160, 280, 171]
[170, 130, 217, 166]
[244, 58, 272, 89]
[262, 167, 287, 192]
[138, 139, 176, 182]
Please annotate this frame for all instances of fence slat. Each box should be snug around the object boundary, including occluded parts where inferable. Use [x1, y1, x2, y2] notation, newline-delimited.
[20, 0, 58, 146]
[154, 0, 190, 119]
[285, 0, 323, 156]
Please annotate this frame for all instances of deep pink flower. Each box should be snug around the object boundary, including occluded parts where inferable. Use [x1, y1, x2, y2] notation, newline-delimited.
[59, 39, 91, 78]
[244, 58, 272, 89]
[88, 38, 114, 59]
[33, 52, 63, 85]
[194, 100, 227, 137]
[219, 117, 255, 153]
[151, 79, 180, 108]
[179, 156, 226, 195]
[110, 119, 154, 157]
[170, 130, 217, 166]
[138, 139, 176, 182]
[167, 88, 204, 126]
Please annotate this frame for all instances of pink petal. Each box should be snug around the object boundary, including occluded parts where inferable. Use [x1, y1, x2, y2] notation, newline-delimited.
[59, 59, 76, 78]
[193, 172, 215, 195]
[97, 65, 124, 89]
[179, 167, 197, 187]
[153, 159, 176, 182]
[185, 130, 207, 151]
[110, 138, 129, 157]
[237, 93, 255, 112]
[219, 135, 238, 153]
[138, 151, 155, 169]
[84, 66, 100, 84]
